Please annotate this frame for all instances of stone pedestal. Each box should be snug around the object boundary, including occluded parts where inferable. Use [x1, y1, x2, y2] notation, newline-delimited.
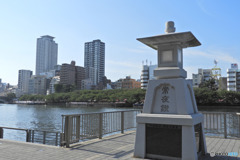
[134, 79, 207, 160]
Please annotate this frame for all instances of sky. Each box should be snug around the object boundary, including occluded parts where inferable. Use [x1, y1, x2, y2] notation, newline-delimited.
[0, 0, 240, 85]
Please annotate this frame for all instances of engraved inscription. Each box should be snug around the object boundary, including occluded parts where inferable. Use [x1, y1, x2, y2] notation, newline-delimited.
[161, 105, 169, 112]
[161, 96, 169, 103]
[162, 85, 169, 94]
[160, 84, 170, 113]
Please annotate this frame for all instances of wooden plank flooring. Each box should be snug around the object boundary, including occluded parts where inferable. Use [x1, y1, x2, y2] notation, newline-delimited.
[200, 137, 240, 160]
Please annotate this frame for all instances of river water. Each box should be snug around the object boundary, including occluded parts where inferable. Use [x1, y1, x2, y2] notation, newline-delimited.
[1, 104, 240, 142]
[0, 103, 133, 142]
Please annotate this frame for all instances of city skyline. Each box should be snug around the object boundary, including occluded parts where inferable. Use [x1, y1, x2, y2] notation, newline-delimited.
[0, 1, 240, 85]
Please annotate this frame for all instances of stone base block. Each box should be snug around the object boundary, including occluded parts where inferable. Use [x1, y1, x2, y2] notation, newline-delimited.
[134, 113, 207, 160]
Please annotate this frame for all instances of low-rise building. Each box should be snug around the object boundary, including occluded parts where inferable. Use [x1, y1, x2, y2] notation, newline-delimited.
[28, 75, 47, 95]
[116, 76, 141, 89]
[81, 78, 94, 90]
[48, 76, 60, 94]
[18, 70, 33, 94]
[192, 68, 212, 87]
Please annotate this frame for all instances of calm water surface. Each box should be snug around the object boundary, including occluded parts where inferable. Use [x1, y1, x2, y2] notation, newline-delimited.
[0, 104, 133, 141]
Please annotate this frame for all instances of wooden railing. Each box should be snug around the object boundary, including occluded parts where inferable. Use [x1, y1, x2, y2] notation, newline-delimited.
[0, 127, 61, 146]
[61, 109, 142, 147]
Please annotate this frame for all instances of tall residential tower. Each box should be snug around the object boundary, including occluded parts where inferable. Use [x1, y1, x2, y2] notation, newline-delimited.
[35, 35, 58, 75]
[84, 39, 105, 85]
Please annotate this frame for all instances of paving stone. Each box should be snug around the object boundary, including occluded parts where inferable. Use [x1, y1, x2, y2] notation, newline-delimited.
[0, 131, 239, 160]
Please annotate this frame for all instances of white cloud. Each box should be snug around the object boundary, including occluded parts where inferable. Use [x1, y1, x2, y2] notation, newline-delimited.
[196, 0, 214, 17]
[185, 49, 240, 64]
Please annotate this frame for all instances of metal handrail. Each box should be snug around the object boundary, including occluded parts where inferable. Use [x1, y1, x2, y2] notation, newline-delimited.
[61, 109, 142, 147]
[61, 109, 141, 116]
[200, 111, 240, 139]
[2, 110, 240, 147]
[0, 126, 61, 146]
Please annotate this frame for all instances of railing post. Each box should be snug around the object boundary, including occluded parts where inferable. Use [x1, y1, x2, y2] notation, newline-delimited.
[55, 133, 58, 146]
[65, 116, 70, 147]
[60, 133, 64, 146]
[32, 130, 34, 143]
[224, 114, 227, 138]
[43, 131, 46, 144]
[121, 111, 124, 134]
[76, 116, 80, 140]
[0, 127, 3, 138]
[237, 113, 240, 138]
[99, 113, 103, 139]
[26, 130, 31, 142]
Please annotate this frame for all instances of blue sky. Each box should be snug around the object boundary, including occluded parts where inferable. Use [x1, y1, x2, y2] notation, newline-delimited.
[0, 0, 240, 85]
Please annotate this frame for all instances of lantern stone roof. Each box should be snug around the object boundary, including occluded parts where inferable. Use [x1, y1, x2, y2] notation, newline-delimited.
[137, 31, 201, 50]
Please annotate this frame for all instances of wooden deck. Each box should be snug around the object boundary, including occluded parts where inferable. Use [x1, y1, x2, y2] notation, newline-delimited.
[0, 131, 240, 159]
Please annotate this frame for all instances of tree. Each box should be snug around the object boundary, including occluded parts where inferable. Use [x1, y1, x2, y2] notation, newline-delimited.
[7, 93, 16, 99]
[54, 84, 76, 93]
[199, 78, 218, 91]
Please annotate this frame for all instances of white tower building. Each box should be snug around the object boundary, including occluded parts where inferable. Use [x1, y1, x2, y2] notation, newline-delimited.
[227, 63, 240, 91]
[36, 35, 58, 75]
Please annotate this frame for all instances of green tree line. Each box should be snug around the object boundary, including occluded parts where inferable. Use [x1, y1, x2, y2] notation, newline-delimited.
[194, 88, 240, 105]
[19, 89, 146, 105]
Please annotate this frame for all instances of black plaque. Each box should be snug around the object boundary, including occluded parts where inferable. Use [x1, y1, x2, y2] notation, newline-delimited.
[146, 124, 182, 158]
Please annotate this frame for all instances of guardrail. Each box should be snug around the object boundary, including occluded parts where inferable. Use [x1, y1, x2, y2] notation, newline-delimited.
[201, 112, 240, 138]
[0, 127, 61, 146]
[61, 109, 141, 147]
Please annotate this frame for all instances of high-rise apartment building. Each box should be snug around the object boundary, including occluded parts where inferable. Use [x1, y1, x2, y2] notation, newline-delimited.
[227, 63, 240, 91]
[141, 64, 157, 89]
[60, 61, 85, 89]
[18, 70, 33, 94]
[84, 39, 105, 85]
[35, 35, 58, 75]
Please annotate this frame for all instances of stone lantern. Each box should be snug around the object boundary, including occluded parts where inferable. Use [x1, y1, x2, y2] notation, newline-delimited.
[134, 21, 207, 160]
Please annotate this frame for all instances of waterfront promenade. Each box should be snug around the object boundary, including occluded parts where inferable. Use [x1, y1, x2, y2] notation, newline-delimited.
[0, 131, 240, 160]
